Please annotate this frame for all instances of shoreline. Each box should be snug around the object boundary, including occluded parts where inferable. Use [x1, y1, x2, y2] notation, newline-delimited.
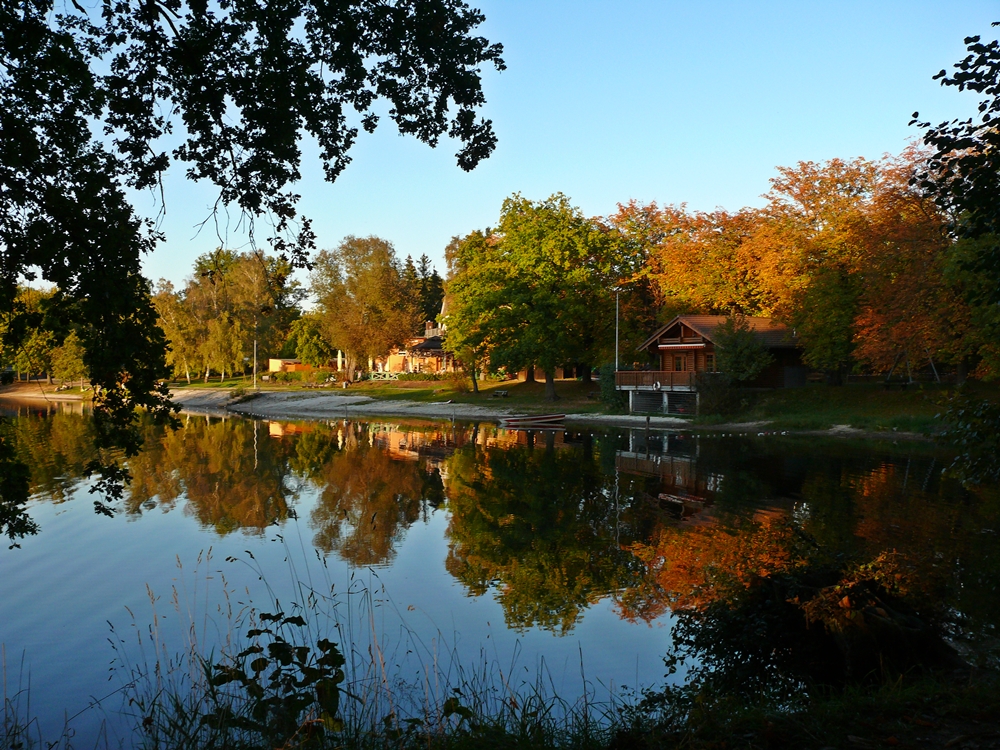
[0, 385, 933, 439]
[169, 389, 932, 439]
[172, 388, 695, 429]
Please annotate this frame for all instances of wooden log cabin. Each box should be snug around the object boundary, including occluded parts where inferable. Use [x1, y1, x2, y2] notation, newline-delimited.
[615, 315, 807, 414]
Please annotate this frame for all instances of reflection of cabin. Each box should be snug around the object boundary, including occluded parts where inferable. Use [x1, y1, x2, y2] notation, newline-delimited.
[268, 358, 313, 373]
[615, 430, 719, 522]
[616, 315, 807, 414]
[267, 421, 314, 438]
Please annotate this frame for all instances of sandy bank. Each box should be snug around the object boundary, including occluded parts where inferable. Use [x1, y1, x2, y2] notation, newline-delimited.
[0, 382, 84, 401]
[169, 389, 692, 428]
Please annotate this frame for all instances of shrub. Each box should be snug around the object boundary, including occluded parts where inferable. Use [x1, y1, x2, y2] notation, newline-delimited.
[714, 316, 774, 384]
[448, 369, 471, 393]
[937, 393, 1000, 485]
[396, 372, 445, 381]
[694, 372, 738, 416]
[598, 363, 626, 408]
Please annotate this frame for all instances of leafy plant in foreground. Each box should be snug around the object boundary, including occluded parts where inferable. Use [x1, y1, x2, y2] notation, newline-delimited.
[937, 393, 1000, 485]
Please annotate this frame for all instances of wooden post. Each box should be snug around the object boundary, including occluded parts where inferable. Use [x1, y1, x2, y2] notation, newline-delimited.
[925, 347, 941, 383]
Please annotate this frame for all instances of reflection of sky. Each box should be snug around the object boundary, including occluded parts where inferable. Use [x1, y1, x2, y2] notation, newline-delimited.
[0, 463, 676, 746]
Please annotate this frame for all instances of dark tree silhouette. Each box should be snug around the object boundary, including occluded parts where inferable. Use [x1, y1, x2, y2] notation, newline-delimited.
[0, 0, 504, 533]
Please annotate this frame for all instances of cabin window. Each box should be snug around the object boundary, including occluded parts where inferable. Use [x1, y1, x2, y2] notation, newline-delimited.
[706, 353, 715, 372]
[674, 354, 685, 371]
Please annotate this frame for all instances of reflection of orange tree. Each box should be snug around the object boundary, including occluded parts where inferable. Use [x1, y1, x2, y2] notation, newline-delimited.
[126, 418, 297, 534]
[799, 460, 1000, 629]
[623, 510, 969, 695]
[619, 517, 809, 623]
[308, 427, 424, 566]
[444, 437, 650, 634]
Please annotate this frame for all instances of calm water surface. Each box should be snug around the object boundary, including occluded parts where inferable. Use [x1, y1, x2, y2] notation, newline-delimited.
[1, 401, 998, 745]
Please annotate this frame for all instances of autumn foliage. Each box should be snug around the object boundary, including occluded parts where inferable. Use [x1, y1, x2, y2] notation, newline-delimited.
[606, 146, 993, 379]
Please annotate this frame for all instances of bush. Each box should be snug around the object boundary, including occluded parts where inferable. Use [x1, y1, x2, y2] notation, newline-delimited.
[695, 372, 739, 416]
[714, 316, 774, 384]
[448, 369, 471, 393]
[938, 393, 1000, 485]
[598, 363, 626, 408]
[396, 372, 445, 381]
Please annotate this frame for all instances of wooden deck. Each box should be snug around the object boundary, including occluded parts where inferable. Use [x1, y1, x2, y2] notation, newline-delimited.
[614, 370, 695, 390]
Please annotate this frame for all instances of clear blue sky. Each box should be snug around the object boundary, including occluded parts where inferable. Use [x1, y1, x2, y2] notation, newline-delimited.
[140, 0, 999, 286]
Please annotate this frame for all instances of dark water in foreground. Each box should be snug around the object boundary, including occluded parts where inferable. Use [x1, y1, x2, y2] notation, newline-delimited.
[1, 401, 998, 745]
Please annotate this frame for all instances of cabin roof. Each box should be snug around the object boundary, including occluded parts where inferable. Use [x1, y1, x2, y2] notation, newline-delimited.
[638, 315, 798, 352]
[412, 335, 445, 352]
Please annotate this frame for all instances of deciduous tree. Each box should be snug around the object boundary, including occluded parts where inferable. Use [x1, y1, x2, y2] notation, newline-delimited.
[445, 194, 620, 400]
[311, 236, 420, 374]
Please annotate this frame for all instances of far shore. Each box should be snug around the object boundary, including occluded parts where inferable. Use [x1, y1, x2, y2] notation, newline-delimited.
[0, 380, 937, 440]
[169, 388, 697, 430]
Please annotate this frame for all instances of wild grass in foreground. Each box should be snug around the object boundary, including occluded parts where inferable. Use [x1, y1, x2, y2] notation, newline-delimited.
[103, 551, 632, 750]
[5, 543, 999, 750]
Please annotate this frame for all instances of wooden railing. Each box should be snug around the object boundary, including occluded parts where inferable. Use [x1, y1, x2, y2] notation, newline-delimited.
[614, 370, 695, 389]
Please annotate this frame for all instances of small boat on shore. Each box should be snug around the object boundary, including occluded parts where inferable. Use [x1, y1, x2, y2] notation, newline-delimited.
[499, 413, 565, 428]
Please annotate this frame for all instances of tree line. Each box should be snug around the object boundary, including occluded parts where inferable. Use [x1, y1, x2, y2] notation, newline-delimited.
[0, 240, 446, 385]
[443, 144, 1000, 396]
[150, 240, 444, 382]
[8, 144, 996, 398]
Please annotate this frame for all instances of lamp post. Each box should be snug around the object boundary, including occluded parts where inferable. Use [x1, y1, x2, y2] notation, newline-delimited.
[615, 288, 620, 372]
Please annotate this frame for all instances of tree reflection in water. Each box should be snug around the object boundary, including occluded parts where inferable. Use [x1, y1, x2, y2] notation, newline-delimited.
[443, 430, 661, 634]
[1, 402, 96, 546]
[4, 408, 999, 685]
[618, 436, 1000, 698]
[308, 423, 424, 565]
[126, 416, 299, 534]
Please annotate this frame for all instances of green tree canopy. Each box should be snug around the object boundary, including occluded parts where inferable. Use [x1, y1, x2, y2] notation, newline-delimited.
[444, 194, 621, 400]
[287, 314, 336, 368]
[713, 317, 775, 384]
[50, 331, 88, 385]
[153, 250, 303, 382]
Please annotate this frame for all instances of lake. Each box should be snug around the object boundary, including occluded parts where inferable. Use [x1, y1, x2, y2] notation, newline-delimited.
[1, 401, 998, 746]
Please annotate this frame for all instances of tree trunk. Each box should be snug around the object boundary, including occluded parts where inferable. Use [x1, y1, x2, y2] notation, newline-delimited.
[45, 371, 52, 384]
[204, 366, 210, 383]
[470, 363, 479, 395]
[524, 365, 535, 383]
[580, 364, 592, 384]
[544, 369, 560, 401]
[885, 351, 903, 385]
[957, 357, 969, 385]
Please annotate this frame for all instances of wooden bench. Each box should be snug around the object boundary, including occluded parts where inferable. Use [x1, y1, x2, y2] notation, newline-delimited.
[492, 390, 508, 398]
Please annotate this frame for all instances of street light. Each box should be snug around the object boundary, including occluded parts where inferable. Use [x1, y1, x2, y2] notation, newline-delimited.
[615, 287, 620, 372]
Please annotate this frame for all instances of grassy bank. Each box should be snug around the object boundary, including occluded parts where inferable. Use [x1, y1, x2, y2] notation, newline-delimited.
[11, 375, 998, 433]
[695, 381, 1000, 434]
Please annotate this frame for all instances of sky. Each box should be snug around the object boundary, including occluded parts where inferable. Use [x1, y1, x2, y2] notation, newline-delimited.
[139, 0, 1000, 287]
